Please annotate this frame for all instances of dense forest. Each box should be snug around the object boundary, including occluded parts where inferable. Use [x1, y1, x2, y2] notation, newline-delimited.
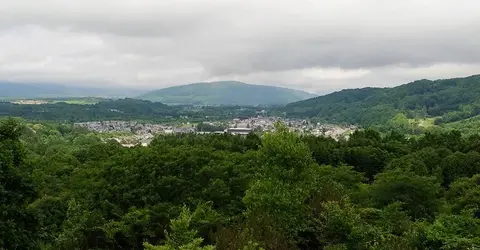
[2, 117, 479, 249]
[284, 75, 480, 126]
[0, 99, 264, 123]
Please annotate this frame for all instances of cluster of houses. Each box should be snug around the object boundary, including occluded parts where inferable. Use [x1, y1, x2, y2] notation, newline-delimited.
[74, 121, 195, 134]
[74, 117, 357, 147]
[74, 121, 197, 147]
[224, 117, 356, 138]
[10, 99, 49, 105]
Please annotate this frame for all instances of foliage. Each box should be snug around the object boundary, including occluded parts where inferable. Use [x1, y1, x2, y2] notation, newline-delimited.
[0, 118, 39, 249]
[196, 122, 226, 132]
[2, 118, 480, 249]
[143, 205, 216, 250]
[442, 115, 480, 135]
[369, 169, 441, 219]
[284, 74, 480, 127]
[422, 212, 480, 249]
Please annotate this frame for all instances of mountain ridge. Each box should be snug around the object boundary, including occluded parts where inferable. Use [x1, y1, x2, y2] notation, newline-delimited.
[0, 81, 144, 99]
[284, 74, 480, 126]
[137, 81, 317, 106]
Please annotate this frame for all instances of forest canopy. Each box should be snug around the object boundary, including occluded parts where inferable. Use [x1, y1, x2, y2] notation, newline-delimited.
[1, 118, 479, 249]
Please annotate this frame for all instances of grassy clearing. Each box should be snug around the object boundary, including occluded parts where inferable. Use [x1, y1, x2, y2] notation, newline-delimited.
[441, 115, 480, 135]
[408, 117, 436, 128]
[52, 99, 99, 105]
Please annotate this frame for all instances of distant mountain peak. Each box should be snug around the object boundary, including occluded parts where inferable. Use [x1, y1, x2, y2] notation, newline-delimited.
[137, 81, 316, 106]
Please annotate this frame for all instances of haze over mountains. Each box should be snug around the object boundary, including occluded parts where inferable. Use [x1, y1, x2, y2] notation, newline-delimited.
[0, 80, 315, 106]
[136, 81, 317, 106]
[0, 82, 144, 99]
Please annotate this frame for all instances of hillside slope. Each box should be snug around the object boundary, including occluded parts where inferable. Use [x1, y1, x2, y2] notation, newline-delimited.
[0, 98, 177, 122]
[137, 81, 316, 106]
[284, 75, 480, 126]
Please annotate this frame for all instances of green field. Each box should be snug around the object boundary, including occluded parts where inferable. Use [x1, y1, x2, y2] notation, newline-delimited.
[406, 116, 480, 136]
[52, 99, 99, 105]
[441, 115, 480, 135]
[408, 117, 436, 128]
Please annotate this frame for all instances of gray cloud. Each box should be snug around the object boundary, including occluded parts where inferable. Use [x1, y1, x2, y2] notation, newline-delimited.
[0, 0, 479, 93]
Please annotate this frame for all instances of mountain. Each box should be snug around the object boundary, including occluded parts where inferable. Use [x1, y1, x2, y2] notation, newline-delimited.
[136, 81, 317, 106]
[284, 74, 480, 126]
[0, 82, 144, 99]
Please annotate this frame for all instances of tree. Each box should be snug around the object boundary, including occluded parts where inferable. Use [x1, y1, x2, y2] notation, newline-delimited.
[341, 146, 388, 180]
[446, 175, 480, 215]
[0, 118, 39, 249]
[441, 151, 480, 186]
[314, 201, 418, 250]
[386, 113, 412, 133]
[143, 206, 215, 250]
[369, 169, 441, 219]
[242, 123, 316, 248]
[422, 212, 480, 249]
[4, 115, 480, 249]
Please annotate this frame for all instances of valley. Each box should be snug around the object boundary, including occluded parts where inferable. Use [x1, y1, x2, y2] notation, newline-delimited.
[3, 75, 480, 136]
[2, 2, 479, 248]
[2, 74, 480, 250]
[74, 117, 356, 147]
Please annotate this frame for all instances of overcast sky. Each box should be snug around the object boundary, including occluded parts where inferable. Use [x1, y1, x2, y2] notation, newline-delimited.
[0, 0, 479, 94]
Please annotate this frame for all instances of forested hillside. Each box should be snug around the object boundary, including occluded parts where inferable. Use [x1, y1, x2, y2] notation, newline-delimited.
[2, 118, 479, 249]
[0, 98, 264, 122]
[285, 75, 480, 126]
[137, 81, 316, 106]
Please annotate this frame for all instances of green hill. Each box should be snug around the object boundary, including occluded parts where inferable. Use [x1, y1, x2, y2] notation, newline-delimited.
[137, 81, 317, 106]
[284, 74, 480, 126]
[442, 115, 480, 135]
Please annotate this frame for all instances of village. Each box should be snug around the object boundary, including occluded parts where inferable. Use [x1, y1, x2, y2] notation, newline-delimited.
[74, 116, 357, 147]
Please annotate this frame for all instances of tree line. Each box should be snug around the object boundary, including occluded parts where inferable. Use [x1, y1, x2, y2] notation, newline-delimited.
[1, 118, 479, 249]
[0, 99, 265, 123]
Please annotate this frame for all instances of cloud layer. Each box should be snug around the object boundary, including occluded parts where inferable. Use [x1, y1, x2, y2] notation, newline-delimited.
[1, 0, 479, 93]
